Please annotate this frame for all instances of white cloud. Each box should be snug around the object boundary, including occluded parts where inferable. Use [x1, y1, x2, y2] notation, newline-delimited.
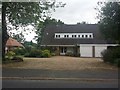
[51, 0, 100, 24]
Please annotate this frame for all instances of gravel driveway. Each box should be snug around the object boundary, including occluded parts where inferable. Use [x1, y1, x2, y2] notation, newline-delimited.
[3, 56, 118, 71]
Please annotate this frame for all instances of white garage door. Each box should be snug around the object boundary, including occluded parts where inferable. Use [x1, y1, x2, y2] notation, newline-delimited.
[80, 46, 92, 57]
[95, 46, 107, 57]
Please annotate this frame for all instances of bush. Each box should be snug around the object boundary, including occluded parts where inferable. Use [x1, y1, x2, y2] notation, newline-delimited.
[41, 50, 51, 58]
[66, 51, 73, 56]
[12, 56, 23, 62]
[13, 47, 26, 56]
[51, 53, 56, 56]
[101, 46, 120, 67]
[5, 51, 15, 60]
[24, 49, 42, 57]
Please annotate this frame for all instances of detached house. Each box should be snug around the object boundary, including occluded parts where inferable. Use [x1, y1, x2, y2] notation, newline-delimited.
[41, 24, 117, 57]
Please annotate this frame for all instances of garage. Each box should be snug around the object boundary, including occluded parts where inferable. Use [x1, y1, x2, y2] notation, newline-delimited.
[79, 44, 110, 57]
[95, 46, 107, 57]
[80, 46, 93, 57]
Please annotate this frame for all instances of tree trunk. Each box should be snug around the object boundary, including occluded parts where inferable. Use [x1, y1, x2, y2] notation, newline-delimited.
[2, 3, 9, 60]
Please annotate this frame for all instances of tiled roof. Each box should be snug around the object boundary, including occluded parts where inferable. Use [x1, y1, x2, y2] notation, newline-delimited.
[6, 38, 24, 47]
[41, 24, 115, 45]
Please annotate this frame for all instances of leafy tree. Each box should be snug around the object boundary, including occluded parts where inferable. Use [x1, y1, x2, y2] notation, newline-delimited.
[34, 17, 64, 47]
[12, 32, 25, 43]
[2, 1, 65, 59]
[77, 21, 88, 24]
[96, 2, 120, 44]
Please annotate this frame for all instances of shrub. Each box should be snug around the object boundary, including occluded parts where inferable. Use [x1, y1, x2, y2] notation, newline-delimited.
[51, 53, 56, 56]
[66, 51, 73, 56]
[5, 51, 15, 60]
[114, 58, 120, 67]
[41, 50, 51, 58]
[101, 46, 120, 67]
[12, 56, 23, 62]
[13, 47, 26, 55]
[24, 49, 42, 57]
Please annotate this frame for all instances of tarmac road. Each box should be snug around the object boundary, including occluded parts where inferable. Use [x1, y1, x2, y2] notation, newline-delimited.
[2, 68, 118, 88]
[2, 68, 118, 79]
[2, 79, 118, 88]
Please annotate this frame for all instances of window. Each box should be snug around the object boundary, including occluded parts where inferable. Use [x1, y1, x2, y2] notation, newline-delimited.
[75, 35, 76, 37]
[67, 35, 69, 37]
[56, 35, 60, 38]
[89, 35, 92, 38]
[72, 35, 74, 37]
[78, 35, 80, 37]
[85, 35, 88, 38]
[82, 35, 84, 38]
[64, 35, 67, 38]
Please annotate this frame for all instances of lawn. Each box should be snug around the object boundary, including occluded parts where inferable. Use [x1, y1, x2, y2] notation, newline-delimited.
[2, 56, 118, 71]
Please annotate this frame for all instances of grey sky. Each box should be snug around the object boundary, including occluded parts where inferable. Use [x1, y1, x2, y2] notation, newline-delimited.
[51, 0, 100, 24]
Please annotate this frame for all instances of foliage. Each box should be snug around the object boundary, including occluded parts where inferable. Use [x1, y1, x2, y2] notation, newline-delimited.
[5, 51, 15, 60]
[66, 51, 74, 56]
[12, 56, 23, 62]
[101, 46, 120, 67]
[96, 2, 120, 44]
[12, 32, 25, 43]
[24, 49, 42, 58]
[13, 47, 26, 56]
[41, 49, 51, 58]
[2, 1, 65, 60]
[35, 18, 64, 47]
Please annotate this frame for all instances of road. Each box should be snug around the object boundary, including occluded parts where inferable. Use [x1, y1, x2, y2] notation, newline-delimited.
[2, 68, 118, 88]
[2, 79, 118, 88]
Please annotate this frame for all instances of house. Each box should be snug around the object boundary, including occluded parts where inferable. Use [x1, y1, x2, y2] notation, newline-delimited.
[6, 37, 24, 53]
[41, 24, 117, 57]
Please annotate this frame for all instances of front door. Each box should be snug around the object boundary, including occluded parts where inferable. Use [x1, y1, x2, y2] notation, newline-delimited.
[60, 47, 67, 55]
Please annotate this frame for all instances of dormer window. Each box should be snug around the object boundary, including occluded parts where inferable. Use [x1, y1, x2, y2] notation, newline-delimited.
[56, 35, 60, 38]
[89, 35, 92, 38]
[85, 35, 88, 38]
[55, 33, 93, 39]
[67, 35, 69, 37]
[82, 35, 84, 38]
[64, 35, 67, 38]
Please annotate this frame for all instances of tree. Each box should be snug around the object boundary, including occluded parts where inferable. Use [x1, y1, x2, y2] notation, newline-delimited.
[34, 17, 64, 47]
[77, 21, 88, 24]
[2, 1, 65, 59]
[96, 2, 120, 44]
[12, 32, 25, 43]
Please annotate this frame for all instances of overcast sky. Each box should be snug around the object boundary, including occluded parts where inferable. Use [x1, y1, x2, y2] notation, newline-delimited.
[51, 0, 101, 24]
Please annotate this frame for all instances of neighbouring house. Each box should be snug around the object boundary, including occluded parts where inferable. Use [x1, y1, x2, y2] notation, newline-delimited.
[41, 24, 117, 57]
[5, 37, 24, 53]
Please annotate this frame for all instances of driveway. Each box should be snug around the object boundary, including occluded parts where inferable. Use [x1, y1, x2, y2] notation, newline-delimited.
[2, 56, 118, 71]
[2, 56, 118, 79]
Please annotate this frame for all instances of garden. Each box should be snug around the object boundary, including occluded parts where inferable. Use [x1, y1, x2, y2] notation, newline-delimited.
[4, 45, 55, 64]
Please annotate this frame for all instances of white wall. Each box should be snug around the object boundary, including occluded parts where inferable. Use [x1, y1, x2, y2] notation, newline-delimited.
[80, 46, 92, 57]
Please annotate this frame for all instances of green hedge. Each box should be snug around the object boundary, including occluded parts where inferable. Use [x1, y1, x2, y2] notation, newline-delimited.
[101, 46, 120, 67]
[24, 49, 42, 57]
[24, 49, 51, 58]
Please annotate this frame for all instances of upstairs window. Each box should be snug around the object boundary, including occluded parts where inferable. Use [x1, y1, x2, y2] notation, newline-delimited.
[82, 35, 84, 38]
[56, 35, 60, 38]
[85, 35, 88, 38]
